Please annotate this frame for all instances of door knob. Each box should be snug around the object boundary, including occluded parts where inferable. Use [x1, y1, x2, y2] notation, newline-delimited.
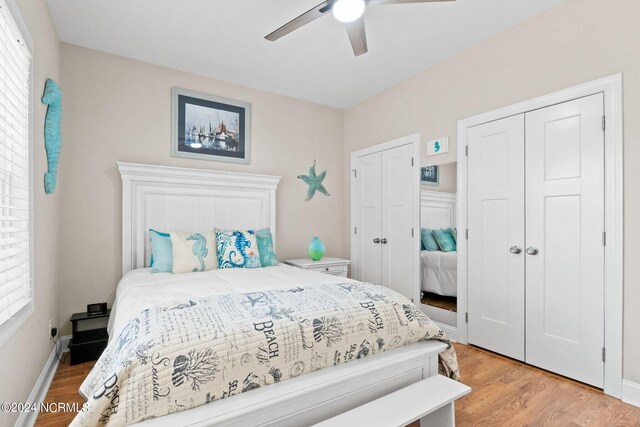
[380, 238, 388, 244]
[373, 238, 381, 244]
[526, 247, 539, 255]
[509, 246, 522, 254]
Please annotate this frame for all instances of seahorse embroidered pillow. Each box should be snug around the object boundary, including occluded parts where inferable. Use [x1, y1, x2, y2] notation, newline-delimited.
[215, 229, 261, 269]
[170, 231, 218, 274]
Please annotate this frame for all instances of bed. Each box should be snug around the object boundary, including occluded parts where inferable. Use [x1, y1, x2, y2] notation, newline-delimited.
[421, 250, 457, 297]
[71, 163, 459, 427]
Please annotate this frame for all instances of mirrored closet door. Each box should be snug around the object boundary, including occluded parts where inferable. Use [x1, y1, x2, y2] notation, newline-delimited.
[418, 161, 458, 333]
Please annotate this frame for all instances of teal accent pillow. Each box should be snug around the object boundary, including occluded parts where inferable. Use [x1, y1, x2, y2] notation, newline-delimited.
[447, 227, 457, 243]
[215, 229, 262, 269]
[149, 229, 172, 272]
[256, 228, 279, 267]
[421, 228, 439, 251]
[433, 228, 457, 252]
[149, 229, 170, 267]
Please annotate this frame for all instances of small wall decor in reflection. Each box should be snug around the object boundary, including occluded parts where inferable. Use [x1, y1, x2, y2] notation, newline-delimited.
[421, 165, 439, 186]
[298, 160, 330, 201]
[172, 88, 251, 164]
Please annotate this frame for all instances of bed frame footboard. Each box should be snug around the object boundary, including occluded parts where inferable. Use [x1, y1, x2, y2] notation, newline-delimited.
[137, 340, 446, 427]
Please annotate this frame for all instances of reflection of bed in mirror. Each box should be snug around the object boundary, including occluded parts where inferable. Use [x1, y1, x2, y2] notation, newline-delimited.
[422, 250, 457, 297]
[420, 189, 458, 334]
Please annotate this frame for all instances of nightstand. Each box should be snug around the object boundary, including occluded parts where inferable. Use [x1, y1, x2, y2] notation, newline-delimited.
[68, 309, 110, 365]
[284, 257, 351, 278]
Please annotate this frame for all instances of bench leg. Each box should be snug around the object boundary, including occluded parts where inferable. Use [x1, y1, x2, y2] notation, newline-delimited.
[419, 402, 455, 427]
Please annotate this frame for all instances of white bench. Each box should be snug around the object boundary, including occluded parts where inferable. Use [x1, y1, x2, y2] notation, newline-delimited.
[313, 375, 471, 427]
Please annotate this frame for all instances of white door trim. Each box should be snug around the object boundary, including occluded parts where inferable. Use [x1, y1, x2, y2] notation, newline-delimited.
[456, 74, 624, 398]
[351, 134, 421, 304]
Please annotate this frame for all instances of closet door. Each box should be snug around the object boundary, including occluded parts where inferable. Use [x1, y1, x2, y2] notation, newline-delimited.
[467, 115, 525, 361]
[353, 152, 383, 284]
[525, 94, 605, 387]
[381, 144, 415, 301]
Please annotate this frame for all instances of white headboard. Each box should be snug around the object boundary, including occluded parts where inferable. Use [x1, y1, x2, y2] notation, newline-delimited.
[118, 162, 281, 274]
[421, 190, 457, 230]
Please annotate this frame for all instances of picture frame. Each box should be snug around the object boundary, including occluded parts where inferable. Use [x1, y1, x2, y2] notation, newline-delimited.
[421, 165, 439, 186]
[171, 88, 251, 164]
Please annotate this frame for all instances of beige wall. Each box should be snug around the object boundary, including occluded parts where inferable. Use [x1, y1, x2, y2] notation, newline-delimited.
[344, 0, 640, 382]
[0, 1, 61, 425]
[57, 44, 346, 334]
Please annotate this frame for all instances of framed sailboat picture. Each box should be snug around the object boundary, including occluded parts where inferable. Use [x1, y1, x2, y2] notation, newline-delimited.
[172, 88, 251, 164]
[420, 165, 439, 186]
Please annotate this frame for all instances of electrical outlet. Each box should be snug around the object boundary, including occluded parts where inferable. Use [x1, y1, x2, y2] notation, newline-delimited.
[49, 319, 53, 340]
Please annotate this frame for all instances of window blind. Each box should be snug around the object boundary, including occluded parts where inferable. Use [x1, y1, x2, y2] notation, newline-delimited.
[0, 0, 31, 329]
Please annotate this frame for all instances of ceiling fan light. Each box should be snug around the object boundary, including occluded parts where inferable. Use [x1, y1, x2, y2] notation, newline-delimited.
[333, 0, 365, 23]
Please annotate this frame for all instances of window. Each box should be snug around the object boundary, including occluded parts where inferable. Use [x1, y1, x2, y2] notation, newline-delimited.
[0, 0, 32, 342]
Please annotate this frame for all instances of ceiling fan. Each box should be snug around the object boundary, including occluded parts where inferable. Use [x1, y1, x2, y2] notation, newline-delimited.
[265, 0, 455, 57]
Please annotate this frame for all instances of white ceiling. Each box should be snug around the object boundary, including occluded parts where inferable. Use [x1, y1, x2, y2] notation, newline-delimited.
[47, 0, 565, 109]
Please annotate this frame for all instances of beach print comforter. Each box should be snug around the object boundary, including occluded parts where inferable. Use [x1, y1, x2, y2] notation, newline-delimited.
[72, 282, 458, 426]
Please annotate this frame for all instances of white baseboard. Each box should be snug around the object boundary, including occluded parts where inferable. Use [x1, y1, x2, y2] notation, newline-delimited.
[14, 336, 69, 427]
[434, 321, 457, 342]
[622, 379, 640, 408]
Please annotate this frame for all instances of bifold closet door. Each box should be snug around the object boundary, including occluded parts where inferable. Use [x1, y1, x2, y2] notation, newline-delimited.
[381, 144, 415, 301]
[525, 94, 605, 387]
[467, 115, 526, 361]
[353, 152, 383, 284]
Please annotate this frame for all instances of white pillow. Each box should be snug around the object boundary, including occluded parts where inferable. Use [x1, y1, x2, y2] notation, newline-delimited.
[170, 231, 218, 274]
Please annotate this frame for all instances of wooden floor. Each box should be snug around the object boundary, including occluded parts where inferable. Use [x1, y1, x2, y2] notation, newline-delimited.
[36, 344, 640, 426]
[36, 355, 95, 427]
[422, 292, 457, 312]
[452, 344, 640, 426]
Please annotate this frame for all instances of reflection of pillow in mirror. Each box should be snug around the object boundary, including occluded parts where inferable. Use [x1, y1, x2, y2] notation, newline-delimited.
[421, 228, 439, 251]
[433, 229, 456, 252]
[446, 227, 457, 243]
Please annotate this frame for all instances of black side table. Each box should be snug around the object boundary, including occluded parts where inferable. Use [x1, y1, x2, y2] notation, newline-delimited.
[68, 309, 110, 365]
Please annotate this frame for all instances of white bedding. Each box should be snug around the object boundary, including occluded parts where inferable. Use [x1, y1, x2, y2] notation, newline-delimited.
[76, 266, 459, 426]
[108, 265, 361, 339]
[420, 251, 458, 297]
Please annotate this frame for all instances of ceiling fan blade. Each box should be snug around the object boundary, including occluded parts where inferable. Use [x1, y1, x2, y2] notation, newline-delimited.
[367, 0, 454, 4]
[265, 1, 333, 41]
[345, 16, 368, 56]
